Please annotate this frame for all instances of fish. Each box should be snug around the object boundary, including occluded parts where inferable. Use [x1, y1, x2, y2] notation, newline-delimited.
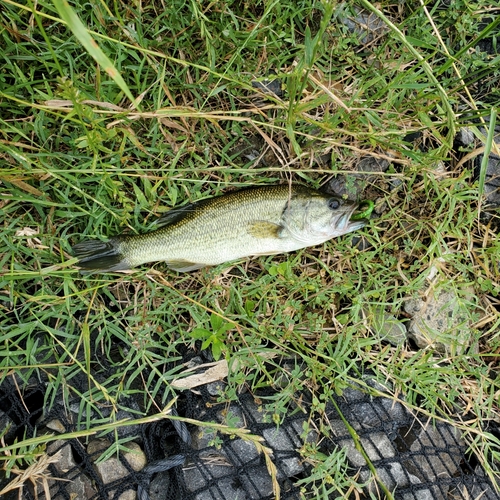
[72, 184, 369, 274]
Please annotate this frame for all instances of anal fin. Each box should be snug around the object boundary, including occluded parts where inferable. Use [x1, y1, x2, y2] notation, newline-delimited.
[166, 259, 207, 272]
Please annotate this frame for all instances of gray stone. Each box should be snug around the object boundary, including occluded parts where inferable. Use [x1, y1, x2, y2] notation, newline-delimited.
[183, 460, 208, 492]
[217, 404, 244, 428]
[290, 418, 318, 444]
[45, 419, 66, 434]
[184, 450, 233, 492]
[239, 466, 274, 499]
[262, 426, 297, 450]
[327, 417, 349, 438]
[341, 432, 395, 467]
[404, 289, 476, 354]
[359, 461, 420, 491]
[148, 472, 170, 500]
[467, 465, 500, 499]
[207, 381, 226, 396]
[401, 487, 443, 500]
[87, 439, 146, 500]
[229, 438, 260, 464]
[195, 477, 247, 500]
[408, 422, 464, 483]
[337, 3, 390, 44]
[191, 426, 217, 451]
[278, 456, 303, 478]
[242, 399, 271, 425]
[340, 385, 367, 403]
[364, 305, 407, 346]
[455, 127, 475, 146]
[251, 74, 283, 98]
[46, 440, 97, 500]
[114, 408, 143, 440]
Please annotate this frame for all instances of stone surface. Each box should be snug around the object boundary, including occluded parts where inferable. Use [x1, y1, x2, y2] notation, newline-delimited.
[262, 426, 297, 451]
[404, 289, 476, 354]
[408, 423, 464, 483]
[341, 432, 395, 467]
[46, 440, 97, 500]
[336, 3, 390, 44]
[239, 466, 275, 499]
[359, 461, 420, 493]
[467, 465, 500, 499]
[329, 156, 390, 200]
[364, 305, 407, 346]
[191, 426, 217, 451]
[184, 450, 233, 492]
[217, 404, 244, 428]
[194, 477, 248, 500]
[229, 438, 260, 465]
[207, 381, 226, 396]
[251, 73, 283, 98]
[401, 487, 444, 500]
[148, 472, 170, 500]
[87, 439, 146, 500]
[45, 419, 66, 434]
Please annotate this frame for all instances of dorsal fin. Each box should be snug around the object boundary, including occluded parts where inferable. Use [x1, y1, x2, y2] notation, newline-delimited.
[155, 201, 200, 228]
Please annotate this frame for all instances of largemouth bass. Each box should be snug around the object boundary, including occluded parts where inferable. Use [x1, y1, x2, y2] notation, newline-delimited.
[72, 184, 369, 273]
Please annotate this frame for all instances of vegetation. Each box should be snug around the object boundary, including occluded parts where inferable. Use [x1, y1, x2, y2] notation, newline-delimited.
[1, 0, 499, 497]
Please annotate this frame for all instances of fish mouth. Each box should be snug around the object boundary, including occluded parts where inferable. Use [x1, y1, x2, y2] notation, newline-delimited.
[338, 200, 373, 231]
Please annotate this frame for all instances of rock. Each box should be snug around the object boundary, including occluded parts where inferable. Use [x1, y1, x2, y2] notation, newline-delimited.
[191, 426, 216, 451]
[217, 403, 244, 428]
[183, 450, 233, 493]
[408, 422, 465, 483]
[251, 73, 283, 98]
[336, 3, 390, 44]
[404, 288, 476, 354]
[87, 439, 146, 500]
[466, 464, 500, 499]
[455, 127, 475, 147]
[363, 305, 407, 346]
[194, 476, 247, 500]
[340, 432, 395, 467]
[262, 421, 316, 478]
[207, 381, 226, 397]
[262, 426, 298, 451]
[46, 440, 97, 500]
[45, 419, 66, 434]
[400, 486, 443, 500]
[328, 155, 390, 200]
[239, 465, 275, 499]
[229, 438, 260, 464]
[148, 472, 170, 500]
[359, 461, 421, 494]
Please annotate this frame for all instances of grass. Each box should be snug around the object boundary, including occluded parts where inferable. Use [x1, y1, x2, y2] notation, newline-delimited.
[1, 0, 500, 497]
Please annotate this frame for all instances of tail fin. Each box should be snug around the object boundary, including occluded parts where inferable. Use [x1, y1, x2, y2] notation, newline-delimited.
[72, 238, 130, 274]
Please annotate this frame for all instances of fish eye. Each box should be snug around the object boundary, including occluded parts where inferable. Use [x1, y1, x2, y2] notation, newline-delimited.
[328, 198, 341, 210]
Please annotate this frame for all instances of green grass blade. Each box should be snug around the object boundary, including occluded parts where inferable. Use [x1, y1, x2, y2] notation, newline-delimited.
[478, 107, 498, 212]
[50, 0, 137, 106]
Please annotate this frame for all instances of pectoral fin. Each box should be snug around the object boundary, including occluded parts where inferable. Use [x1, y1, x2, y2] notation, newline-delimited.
[166, 259, 206, 272]
[247, 221, 283, 239]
